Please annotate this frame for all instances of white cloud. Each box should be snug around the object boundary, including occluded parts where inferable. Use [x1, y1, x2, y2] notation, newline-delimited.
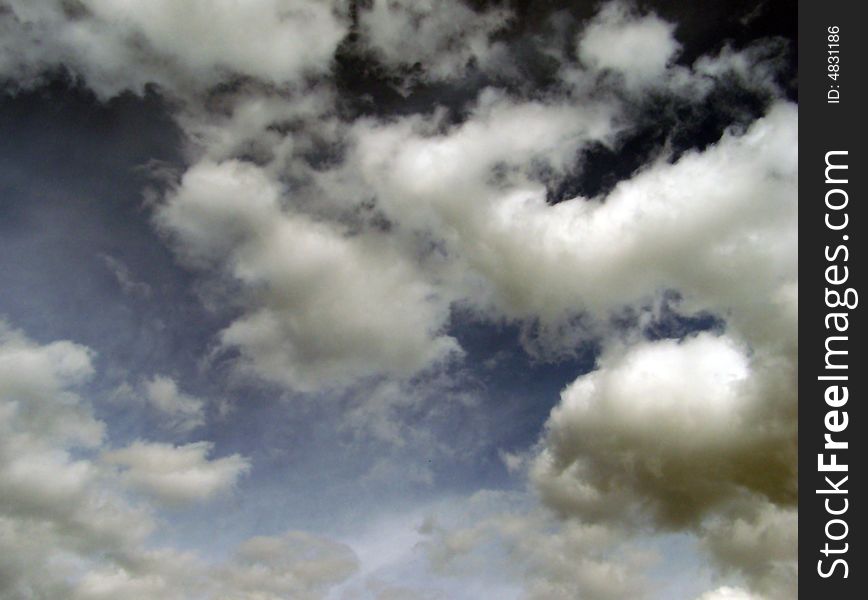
[693, 41, 790, 97]
[156, 158, 460, 391]
[0, 323, 111, 529]
[104, 440, 249, 506]
[70, 549, 205, 600]
[66, 529, 361, 600]
[216, 531, 359, 600]
[143, 375, 206, 433]
[0, 321, 358, 600]
[1, 3, 798, 598]
[577, 2, 680, 88]
[340, 82, 795, 600]
[695, 587, 767, 600]
[519, 105, 796, 598]
[359, 0, 511, 81]
[345, 97, 795, 355]
[0, 321, 101, 448]
[147, 29, 795, 599]
[0, 322, 156, 598]
[1, 0, 348, 98]
[5, 0, 794, 390]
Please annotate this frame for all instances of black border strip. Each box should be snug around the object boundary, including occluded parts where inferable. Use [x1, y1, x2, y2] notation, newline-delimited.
[799, 1, 866, 596]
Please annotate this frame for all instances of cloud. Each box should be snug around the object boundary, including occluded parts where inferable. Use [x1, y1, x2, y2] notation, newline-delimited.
[1, 2, 797, 598]
[0, 320, 101, 448]
[518, 103, 796, 599]
[700, 503, 797, 600]
[0, 323, 117, 538]
[1, 0, 348, 98]
[532, 332, 795, 528]
[695, 587, 767, 600]
[69, 549, 205, 600]
[578, 1, 680, 88]
[0, 320, 359, 599]
[419, 492, 651, 600]
[104, 440, 249, 506]
[100, 254, 153, 298]
[65, 529, 361, 600]
[5, 0, 794, 387]
[216, 531, 359, 600]
[143, 375, 206, 432]
[0, 322, 156, 597]
[388, 72, 794, 600]
[358, 0, 511, 81]
[344, 96, 795, 355]
[156, 158, 460, 391]
[66, 529, 360, 600]
[364, 580, 443, 600]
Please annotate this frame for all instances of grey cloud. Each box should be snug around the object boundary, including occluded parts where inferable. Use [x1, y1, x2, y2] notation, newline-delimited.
[101, 253, 154, 298]
[700, 503, 797, 600]
[532, 332, 796, 526]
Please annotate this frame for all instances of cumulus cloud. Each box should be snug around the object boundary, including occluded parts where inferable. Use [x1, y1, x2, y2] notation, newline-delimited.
[216, 531, 359, 600]
[110, 376, 208, 434]
[358, 0, 511, 80]
[578, 1, 680, 88]
[520, 103, 797, 598]
[1, 0, 347, 98]
[384, 41, 794, 600]
[67, 529, 361, 600]
[65, 529, 361, 600]
[344, 98, 795, 355]
[0, 322, 156, 597]
[3, 0, 794, 388]
[532, 332, 795, 528]
[1, 1, 797, 598]
[0, 320, 359, 599]
[68, 550, 206, 600]
[104, 440, 249, 506]
[0, 320, 101, 448]
[156, 158, 459, 391]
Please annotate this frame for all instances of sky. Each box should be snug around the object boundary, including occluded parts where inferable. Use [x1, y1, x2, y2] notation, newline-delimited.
[0, 1, 797, 599]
